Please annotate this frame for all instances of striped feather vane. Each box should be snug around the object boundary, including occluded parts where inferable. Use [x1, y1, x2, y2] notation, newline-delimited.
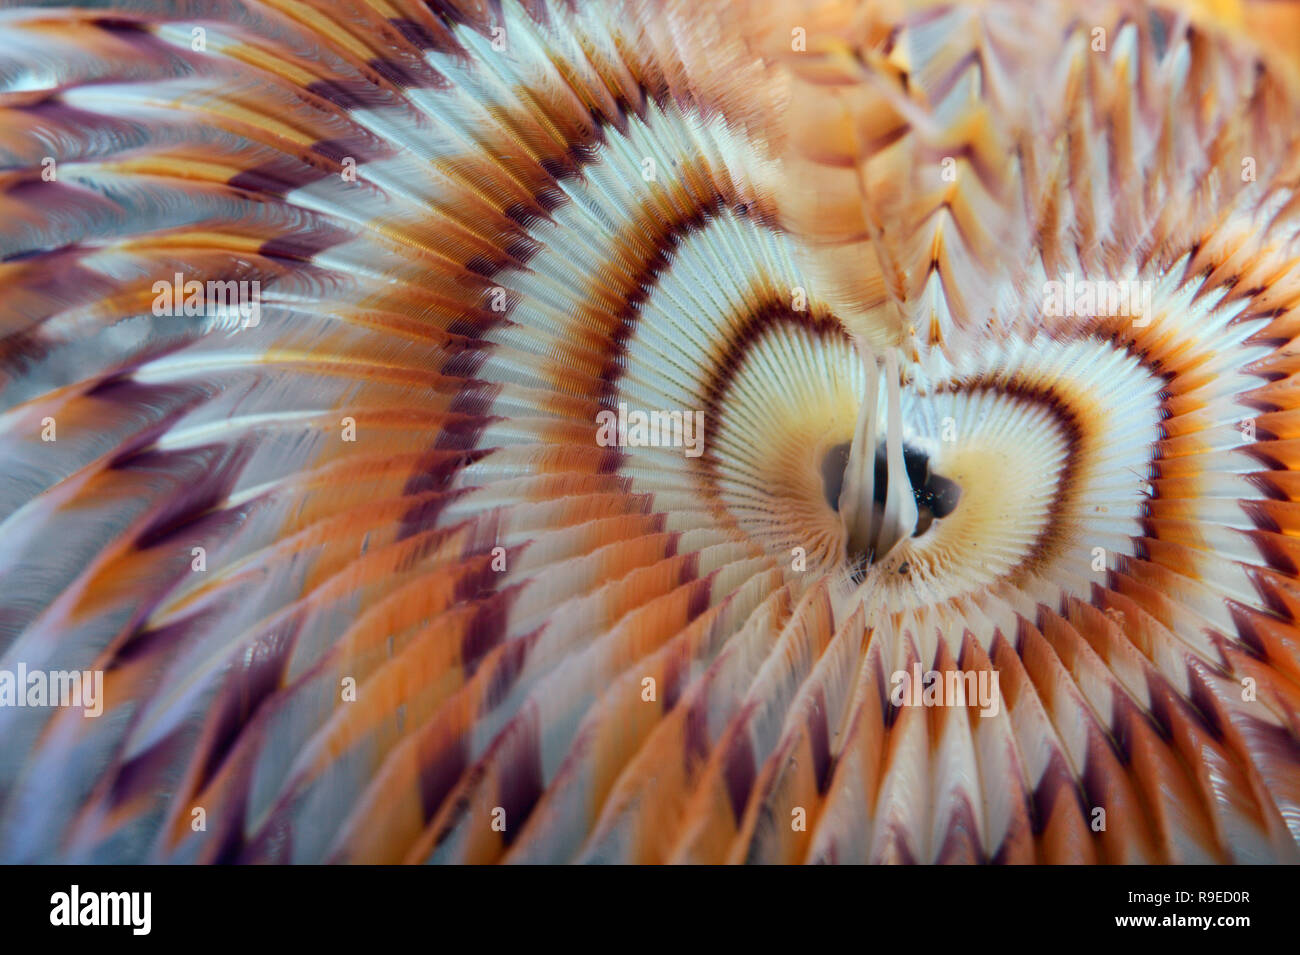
[0, 0, 1299, 864]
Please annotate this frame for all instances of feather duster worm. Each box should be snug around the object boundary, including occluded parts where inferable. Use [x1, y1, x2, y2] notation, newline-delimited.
[0, 0, 1298, 864]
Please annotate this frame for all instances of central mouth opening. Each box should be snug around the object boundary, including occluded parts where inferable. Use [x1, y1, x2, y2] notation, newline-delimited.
[822, 344, 962, 574]
[822, 441, 961, 547]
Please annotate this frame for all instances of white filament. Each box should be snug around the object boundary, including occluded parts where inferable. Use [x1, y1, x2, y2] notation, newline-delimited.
[838, 342, 917, 567]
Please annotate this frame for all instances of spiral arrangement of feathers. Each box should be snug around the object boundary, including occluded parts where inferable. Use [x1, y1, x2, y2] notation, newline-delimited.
[1, 0, 1299, 864]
